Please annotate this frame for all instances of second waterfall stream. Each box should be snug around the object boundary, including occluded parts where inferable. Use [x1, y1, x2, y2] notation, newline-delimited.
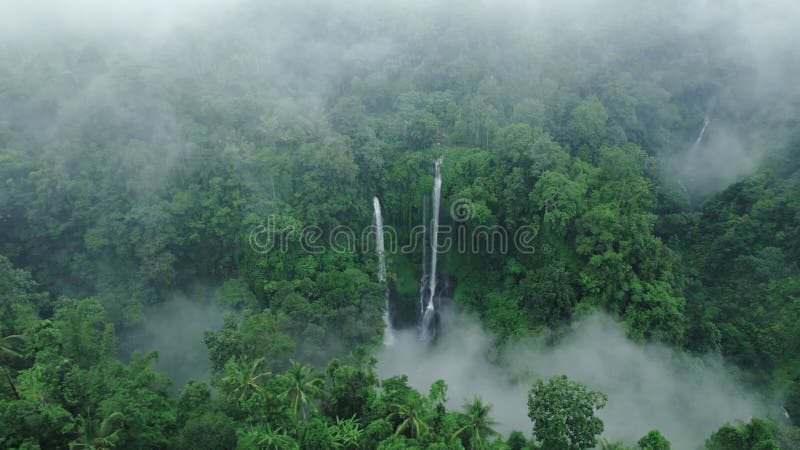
[421, 156, 443, 341]
[373, 196, 394, 346]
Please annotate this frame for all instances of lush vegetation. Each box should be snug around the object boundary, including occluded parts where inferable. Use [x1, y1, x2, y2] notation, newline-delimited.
[1, 1, 799, 448]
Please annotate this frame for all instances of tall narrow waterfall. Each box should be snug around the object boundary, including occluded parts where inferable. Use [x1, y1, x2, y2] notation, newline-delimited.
[421, 156, 443, 341]
[682, 111, 713, 206]
[693, 115, 711, 149]
[677, 178, 691, 208]
[373, 197, 387, 283]
[689, 110, 713, 159]
[419, 196, 428, 318]
[373, 197, 394, 345]
[428, 156, 443, 308]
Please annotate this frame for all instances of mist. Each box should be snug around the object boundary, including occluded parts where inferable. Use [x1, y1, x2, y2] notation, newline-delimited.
[2, 0, 798, 200]
[377, 311, 769, 448]
[123, 296, 224, 388]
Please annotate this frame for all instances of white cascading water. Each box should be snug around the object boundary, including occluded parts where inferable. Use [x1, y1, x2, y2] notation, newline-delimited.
[373, 197, 394, 346]
[429, 156, 443, 307]
[419, 196, 428, 318]
[374, 197, 387, 283]
[681, 113, 712, 207]
[421, 156, 443, 340]
[690, 114, 711, 155]
[677, 178, 691, 208]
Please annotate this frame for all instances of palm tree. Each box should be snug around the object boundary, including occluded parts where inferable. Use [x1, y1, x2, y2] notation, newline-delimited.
[0, 333, 26, 361]
[277, 360, 324, 421]
[69, 411, 125, 450]
[451, 397, 499, 450]
[244, 423, 297, 450]
[599, 439, 633, 450]
[387, 397, 429, 439]
[0, 332, 26, 400]
[222, 357, 270, 402]
[330, 415, 363, 449]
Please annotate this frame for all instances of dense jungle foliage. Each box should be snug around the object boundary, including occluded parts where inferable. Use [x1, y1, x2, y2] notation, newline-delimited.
[1, 1, 799, 448]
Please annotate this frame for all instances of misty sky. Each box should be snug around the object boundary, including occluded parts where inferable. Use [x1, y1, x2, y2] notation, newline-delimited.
[2, 0, 798, 197]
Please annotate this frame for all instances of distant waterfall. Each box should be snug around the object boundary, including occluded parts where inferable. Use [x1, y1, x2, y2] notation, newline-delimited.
[373, 197, 393, 346]
[682, 111, 713, 206]
[677, 178, 691, 208]
[693, 114, 711, 150]
[421, 156, 443, 341]
[694, 115, 711, 145]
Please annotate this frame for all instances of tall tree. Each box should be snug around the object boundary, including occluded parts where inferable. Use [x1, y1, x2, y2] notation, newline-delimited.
[527, 375, 607, 450]
[69, 411, 124, 450]
[387, 396, 430, 439]
[277, 360, 324, 421]
[220, 357, 269, 402]
[451, 396, 500, 449]
[638, 429, 671, 450]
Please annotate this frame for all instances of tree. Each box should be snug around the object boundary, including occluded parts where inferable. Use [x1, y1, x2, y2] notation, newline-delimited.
[567, 96, 608, 161]
[705, 423, 748, 450]
[451, 397, 500, 449]
[241, 423, 298, 450]
[0, 255, 48, 334]
[529, 170, 588, 236]
[203, 313, 243, 373]
[55, 298, 116, 369]
[278, 360, 324, 421]
[527, 375, 607, 450]
[175, 411, 238, 450]
[220, 357, 270, 402]
[705, 419, 780, 450]
[0, 397, 75, 449]
[599, 441, 634, 450]
[0, 331, 26, 400]
[330, 415, 364, 449]
[495, 123, 534, 161]
[387, 396, 430, 439]
[361, 418, 393, 449]
[638, 429, 671, 450]
[176, 380, 212, 425]
[239, 310, 296, 371]
[324, 359, 377, 419]
[521, 260, 577, 327]
[406, 109, 439, 150]
[65, 352, 177, 449]
[328, 96, 369, 139]
[300, 418, 335, 449]
[506, 431, 528, 450]
[69, 411, 124, 450]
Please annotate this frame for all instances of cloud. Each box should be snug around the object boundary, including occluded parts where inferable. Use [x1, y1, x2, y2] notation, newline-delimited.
[377, 311, 768, 448]
[123, 295, 223, 388]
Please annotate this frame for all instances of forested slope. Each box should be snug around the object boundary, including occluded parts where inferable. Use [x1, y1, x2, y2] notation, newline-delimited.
[0, 1, 798, 448]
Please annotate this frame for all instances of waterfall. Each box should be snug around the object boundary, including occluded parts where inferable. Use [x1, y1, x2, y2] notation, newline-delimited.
[429, 156, 443, 308]
[421, 156, 443, 340]
[694, 115, 711, 149]
[373, 197, 393, 345]
[420, 196, 428, 318]
[374, 197, 387, 283]
[680, 110, 713, 207]
[689, 113, 712, 158]
[677, 178, 691, 208]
